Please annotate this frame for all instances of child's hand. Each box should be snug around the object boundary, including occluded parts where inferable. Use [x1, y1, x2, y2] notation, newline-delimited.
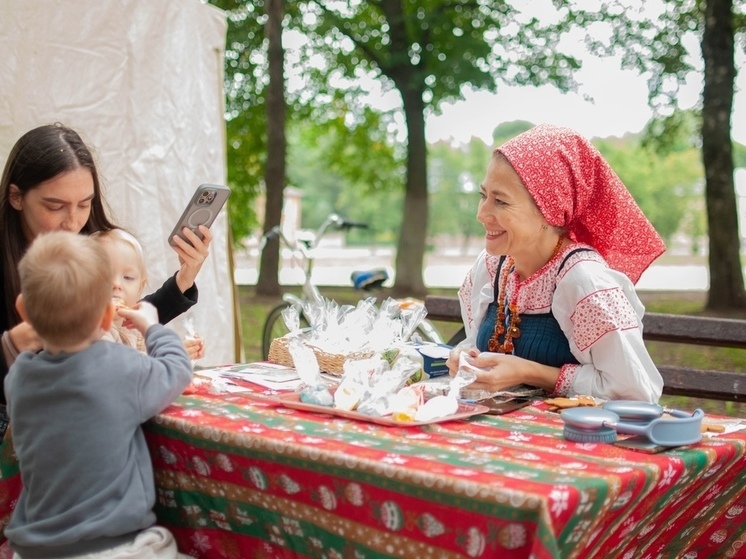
[118, 301, 159, 335]
[184, 334, 205, 361]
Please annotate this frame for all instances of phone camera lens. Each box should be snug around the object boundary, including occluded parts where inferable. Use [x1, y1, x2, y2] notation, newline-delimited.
[198, 190, 216, 206]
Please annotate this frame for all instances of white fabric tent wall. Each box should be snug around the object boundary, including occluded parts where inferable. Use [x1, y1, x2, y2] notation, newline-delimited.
[0, 0, 237, 366]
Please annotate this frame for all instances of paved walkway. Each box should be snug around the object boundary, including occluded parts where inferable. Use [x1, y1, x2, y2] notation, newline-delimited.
[233, 246, 710, 291]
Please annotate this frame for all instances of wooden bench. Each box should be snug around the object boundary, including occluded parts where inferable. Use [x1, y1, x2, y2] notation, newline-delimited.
[425, 295, 746, 402]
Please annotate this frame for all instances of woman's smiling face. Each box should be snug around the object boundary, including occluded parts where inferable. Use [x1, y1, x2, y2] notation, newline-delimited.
[477, 155, 546, 261]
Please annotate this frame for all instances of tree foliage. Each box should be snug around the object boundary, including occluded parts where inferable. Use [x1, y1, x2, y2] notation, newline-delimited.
[583, 0, 746, 308]
[596, 133, 704, 243]
[289, 118, 710, 258]
[286, 122, 403, 244]
[210, 0, 744, 301]
[210, 0, 408, 245]
[208, 0, 270, 244]
[428, 138, 492, 252]
[211, 0, 596, 294]
[288, 0, 600, 295]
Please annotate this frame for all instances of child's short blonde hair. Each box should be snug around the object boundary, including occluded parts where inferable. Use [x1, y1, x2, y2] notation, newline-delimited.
[18, 231, 112, 346]
[90, 228, 148, 289]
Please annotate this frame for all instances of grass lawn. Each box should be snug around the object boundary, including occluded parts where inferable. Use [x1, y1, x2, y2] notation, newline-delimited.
[236, 285, 746, 418]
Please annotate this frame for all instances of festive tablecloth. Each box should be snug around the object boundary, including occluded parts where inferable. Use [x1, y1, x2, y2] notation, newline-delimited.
[0, 385, 745, 559]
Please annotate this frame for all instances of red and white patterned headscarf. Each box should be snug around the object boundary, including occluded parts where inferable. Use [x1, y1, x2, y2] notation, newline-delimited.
[496, 124, 666, 284]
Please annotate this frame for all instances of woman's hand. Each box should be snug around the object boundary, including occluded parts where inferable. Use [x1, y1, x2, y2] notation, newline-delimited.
[171, 225, 212, 293]
[183, 334, 205, 361]
[9, 322, 43, 354]
[446, 346, 480, 375]
[452, 351, 560, 393]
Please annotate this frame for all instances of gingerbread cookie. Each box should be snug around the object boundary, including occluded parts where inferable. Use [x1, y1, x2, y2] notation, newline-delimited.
[544, 395, 597, 412]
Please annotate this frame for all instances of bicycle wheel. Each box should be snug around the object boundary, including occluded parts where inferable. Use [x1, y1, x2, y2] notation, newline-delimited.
[262, 303, 310, 360]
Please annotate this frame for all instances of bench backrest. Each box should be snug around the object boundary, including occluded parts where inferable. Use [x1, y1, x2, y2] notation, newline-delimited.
[424, 295, 746, 402]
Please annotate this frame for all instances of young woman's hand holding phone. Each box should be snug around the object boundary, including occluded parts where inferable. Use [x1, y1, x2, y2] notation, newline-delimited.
[172, 225, 213, 293]
[167, 184, 230, 293]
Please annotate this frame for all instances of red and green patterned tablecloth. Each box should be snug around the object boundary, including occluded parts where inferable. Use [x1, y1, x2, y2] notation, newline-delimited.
[1, 386, 745, 559]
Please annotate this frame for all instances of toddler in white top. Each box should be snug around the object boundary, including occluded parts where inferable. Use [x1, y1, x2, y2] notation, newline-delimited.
[92, 229, 205, 360]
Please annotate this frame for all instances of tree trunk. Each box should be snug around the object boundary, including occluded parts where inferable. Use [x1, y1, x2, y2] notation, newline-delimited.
[256, 0, 286, 297]
[701, 0, 746, 310]
[393, 85, 428, 297]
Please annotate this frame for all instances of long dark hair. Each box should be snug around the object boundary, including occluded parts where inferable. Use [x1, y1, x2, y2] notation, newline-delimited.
[0, 123, 116, 327]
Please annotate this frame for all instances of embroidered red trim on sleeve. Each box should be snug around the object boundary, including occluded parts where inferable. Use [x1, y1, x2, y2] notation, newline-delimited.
[551, 364, 579, 396]
[570, 287, 638, 351]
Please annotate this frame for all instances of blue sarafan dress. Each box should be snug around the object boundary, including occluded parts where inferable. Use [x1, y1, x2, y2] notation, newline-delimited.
[476, 252, 591, 369]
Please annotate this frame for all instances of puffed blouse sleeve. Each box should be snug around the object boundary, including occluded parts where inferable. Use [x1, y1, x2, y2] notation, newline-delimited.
[551, 259, 663, 403]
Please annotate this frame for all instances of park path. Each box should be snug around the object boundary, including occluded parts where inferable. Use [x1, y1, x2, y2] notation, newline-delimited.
[233, 245, 709, 291]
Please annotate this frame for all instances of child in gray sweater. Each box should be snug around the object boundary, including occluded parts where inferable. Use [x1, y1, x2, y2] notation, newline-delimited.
[4, 231, 193, 559]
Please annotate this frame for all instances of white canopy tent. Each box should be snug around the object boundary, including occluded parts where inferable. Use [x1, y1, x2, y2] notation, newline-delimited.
[0, 0, 238, 366]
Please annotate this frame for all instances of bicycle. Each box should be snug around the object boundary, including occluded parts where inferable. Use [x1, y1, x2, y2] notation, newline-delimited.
[260, 213, 443, 360]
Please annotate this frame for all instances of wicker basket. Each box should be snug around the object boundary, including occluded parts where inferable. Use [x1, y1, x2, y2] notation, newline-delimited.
[268, 335, 374, 376]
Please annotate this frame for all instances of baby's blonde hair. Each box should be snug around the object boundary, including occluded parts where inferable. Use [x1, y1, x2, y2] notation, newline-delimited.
[18, 231, 112, 346]
[90, 228, 148, 290]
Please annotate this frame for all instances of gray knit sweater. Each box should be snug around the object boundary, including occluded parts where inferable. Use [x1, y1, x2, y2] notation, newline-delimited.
[4, 324, 192, 559]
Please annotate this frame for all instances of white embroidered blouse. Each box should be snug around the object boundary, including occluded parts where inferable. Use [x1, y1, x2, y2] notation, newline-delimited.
[457, 244, 663, 402]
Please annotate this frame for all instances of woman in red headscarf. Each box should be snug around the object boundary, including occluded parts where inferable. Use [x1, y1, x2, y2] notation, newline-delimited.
[446, 124, 665, 402]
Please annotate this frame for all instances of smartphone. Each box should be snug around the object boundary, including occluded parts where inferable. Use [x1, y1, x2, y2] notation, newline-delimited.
[168, 184, 231, 247]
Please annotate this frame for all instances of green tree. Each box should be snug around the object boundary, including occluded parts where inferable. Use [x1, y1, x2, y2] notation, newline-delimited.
[295, 1, 592, 296]
[427, 121, 704, 260]
[428, 138, 491, 252]
[209, 0, 268, 244]
[210, 0, 405, 252]
[491, 121, 534, 147]
[255, 0, 288, 296]
[596, 132, 703, 244]
[587, 0, 746, 309]
[701, 0, 744, 309]
[287, 122, 403, 244]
